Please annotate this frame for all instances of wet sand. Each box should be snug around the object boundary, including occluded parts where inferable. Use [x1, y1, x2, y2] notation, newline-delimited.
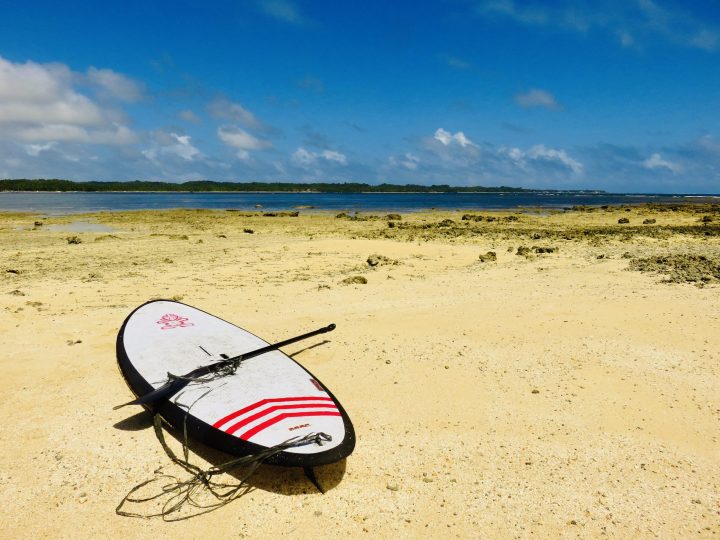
[1, 205, 719, 538]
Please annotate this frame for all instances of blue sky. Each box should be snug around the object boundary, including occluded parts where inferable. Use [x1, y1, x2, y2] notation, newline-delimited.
[0, 1, 718, 192]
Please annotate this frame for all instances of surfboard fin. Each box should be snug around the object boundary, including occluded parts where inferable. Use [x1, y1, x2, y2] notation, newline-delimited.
[304, 467, 325, 494]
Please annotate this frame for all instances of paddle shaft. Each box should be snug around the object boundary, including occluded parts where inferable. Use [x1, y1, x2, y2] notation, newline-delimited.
[114, 323, 336, 409]
[219, 323, 336, 367]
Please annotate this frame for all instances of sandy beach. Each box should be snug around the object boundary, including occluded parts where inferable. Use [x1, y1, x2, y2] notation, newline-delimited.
[1, 205, 718, 538]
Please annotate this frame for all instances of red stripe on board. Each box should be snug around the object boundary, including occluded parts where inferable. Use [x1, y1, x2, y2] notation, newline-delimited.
[225, 403, 338, 435]
[212, 396, 333, 428]
[239, 411, 342, 441]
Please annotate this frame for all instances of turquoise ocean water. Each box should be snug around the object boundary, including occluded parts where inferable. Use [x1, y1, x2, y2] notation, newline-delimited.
[0, 191, 717, 215]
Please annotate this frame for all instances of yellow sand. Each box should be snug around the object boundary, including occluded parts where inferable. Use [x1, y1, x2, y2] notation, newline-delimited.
[0, 207, 718, 538]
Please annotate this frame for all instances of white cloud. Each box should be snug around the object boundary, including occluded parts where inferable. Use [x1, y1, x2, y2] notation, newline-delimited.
[143, 132, 202, 162]
[258, 0, 306, 24]
[401, 152, 420, 170]
[434, 128, 477, 148]
[208, 98, 263, 129]
[528, 145, 583, 173]
[24, 142, 56, 157]
[292, 147, 347, 166]
[474, 0, 719, 52]
[14, 123, 136, 145]
[698, 135, 720, 153]
[292, 147, 315, 165]
[515, 89, 561, 110]
[15, 124, 88, 142]
[217, 126, 271, 159]
[0, 93, 103, 126]
[179, 109, 200, 123]
[86, 67, 144, 102]
[500, 144, 583, 174]
[503, 146, 528, 170]
[0, 57, 72, 102]
[643, 152, 682, 173]
[392, 129, 584, 186]
[321, 150, 347, 165]
[0, 56, 136, 144]
[168, 134, 201, 161]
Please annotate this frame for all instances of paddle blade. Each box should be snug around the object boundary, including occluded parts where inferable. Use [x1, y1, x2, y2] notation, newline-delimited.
[113, 379, 188, 409]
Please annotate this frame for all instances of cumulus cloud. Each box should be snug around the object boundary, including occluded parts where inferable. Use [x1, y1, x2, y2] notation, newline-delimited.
[142, 132, 202, 162]
[433, 128, 477, 148]
[292, 147, 347, 166]
[321, 149, 347, 164]
[0, 59, 102, 126]
[529, 145, 583, 173]
[16, 123, 136, 145]
[500, 144, 583, 173]
[24, 142, 56, 157]
[402, 153, 420, 170]
[386, 127, 587, 187]
[515, 89, 561, 110]
[0, 56, 136, 145]
[473, 0, 719, 51]
[388, 153, 421, 171]
[208, 98, 264, 130]
[643, 152, 681, 173]
[217, 126, 271, 159]
[86, 67, 145, 102]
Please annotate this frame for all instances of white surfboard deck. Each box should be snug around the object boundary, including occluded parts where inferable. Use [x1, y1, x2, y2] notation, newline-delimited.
[117, 301, 352, 462]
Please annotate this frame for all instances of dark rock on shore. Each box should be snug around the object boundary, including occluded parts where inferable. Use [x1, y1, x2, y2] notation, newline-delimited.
[336, 213, 380, 221]
[628, 254, 720, 286]
[367, 254, 398, 267]
[340, 275, 368, 285]
[263, 211, 299, 217]
[516, 246, 533, 258]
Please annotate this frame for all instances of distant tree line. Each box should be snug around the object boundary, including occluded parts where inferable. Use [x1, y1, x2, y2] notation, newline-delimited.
[0, 179, 599, 193]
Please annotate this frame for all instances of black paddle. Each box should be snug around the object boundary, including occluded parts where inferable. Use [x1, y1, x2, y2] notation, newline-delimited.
[114, 323, 336, 410]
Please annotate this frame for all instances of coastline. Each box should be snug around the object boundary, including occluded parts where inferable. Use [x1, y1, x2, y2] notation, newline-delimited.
[2, 191, 719, 217]
[1, 206, 718, 538]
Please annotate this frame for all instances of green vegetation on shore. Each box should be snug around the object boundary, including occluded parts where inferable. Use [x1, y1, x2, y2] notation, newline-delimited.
[0, 179, 601, 194]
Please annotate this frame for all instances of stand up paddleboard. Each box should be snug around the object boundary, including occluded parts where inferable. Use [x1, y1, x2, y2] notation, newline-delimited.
[116, 300, 355, 467]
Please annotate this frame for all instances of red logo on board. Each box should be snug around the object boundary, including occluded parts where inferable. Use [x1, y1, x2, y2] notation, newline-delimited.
[157, 313, 194, 330]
